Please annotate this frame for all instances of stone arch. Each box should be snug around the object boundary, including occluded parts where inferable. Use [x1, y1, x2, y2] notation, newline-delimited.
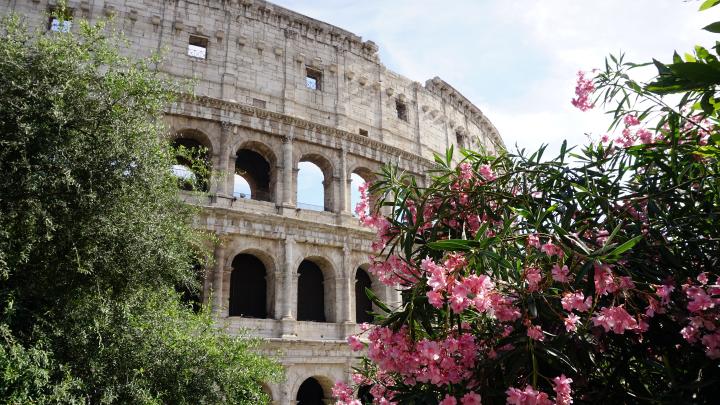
[295, 375, 335, 405]
[297, 153, 335, 212]
[296, 255, 336, 323]
[228, 249, 276, 319]
[234, 140, 278, 202]
[174, 128, 214, 153]
[171, 130, 213, 192]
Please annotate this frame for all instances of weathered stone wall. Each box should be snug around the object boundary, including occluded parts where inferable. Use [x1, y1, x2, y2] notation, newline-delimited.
[3, 1, 504, 403]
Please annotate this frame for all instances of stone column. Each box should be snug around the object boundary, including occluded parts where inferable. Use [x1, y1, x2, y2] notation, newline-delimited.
[211, 238, 226, 316]
[281, 136, 294, 207]
[282, 235, 295, 319]
[339, 149, 348, 213]
[342, 244, 353, 323]
[216, 121, 232, 196]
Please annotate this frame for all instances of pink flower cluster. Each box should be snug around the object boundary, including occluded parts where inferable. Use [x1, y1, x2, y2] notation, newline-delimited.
[571, 70, 595, 111]
[506, 376, 573, 405]
[421, 255, 522, 322]
[366, 326, 479, 386]
[368, 254, 420, 287]
[438, 392, 482, 405]
[592, 305, 639, 334]
[680, 274, 720, 358]
[332, 382, 361, 405]
[355, 181, 394, 252]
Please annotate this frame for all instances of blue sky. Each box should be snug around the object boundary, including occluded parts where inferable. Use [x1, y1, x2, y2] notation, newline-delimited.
[273, 0, 718, 155]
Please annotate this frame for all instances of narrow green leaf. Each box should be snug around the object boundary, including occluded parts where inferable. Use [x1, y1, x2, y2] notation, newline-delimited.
[704, 21, 720, 33]
[699, 0, 720, 11]
[608, 235, 643, 258]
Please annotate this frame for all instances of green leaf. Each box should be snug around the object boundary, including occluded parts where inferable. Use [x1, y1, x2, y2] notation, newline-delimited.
[608, 235, 643, 258]
[699, 0, 720, 11]
[703, 21, 720, 33]
[427, 239, 480, 251]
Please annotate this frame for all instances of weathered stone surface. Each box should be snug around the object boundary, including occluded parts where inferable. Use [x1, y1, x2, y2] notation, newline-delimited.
[5, 1, 504, 403]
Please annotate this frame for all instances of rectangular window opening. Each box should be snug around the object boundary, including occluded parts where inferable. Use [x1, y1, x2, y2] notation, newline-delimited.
[48, 9, 73, 33]
[305, 67, 322, 91]
[252, 98, 267, 109]
[456, 131, 466, 148]
[358, 128, 368, 136]
[188, 35, 208, 59]
[396, 100, 408, 122]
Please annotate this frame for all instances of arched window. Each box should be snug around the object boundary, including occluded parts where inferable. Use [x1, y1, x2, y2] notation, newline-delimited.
[233, 174, 252, 199]
[235, 149, 272, 202]
[171, 138, 210, 192]
[297, 260, 325, 322]
[296, 377, 325, 405]
[297, 161, 325, 211]
[229, 254, 267, 318]
[355, 268, 374, 324]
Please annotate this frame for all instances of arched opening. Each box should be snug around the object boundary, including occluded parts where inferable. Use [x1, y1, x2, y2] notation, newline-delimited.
[171, 137, 210, 192]
[233, 174, 252, 199]
[229, 254, 267, 318]
[297, 260, 325, 322]
[297, 161, 326, 211]
[235, 148, 272, 202]
[355, 268, 374, 324]
[350, 172, 368, 218]
[296, 377, 325, 405]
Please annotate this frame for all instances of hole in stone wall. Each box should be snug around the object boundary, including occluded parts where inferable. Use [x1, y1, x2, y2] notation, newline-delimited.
[297, 260, 325, 322]
[188, 35, 208, 59]
[171, 138, 210, 192]
[297, 161, 326, 211]
[305, 67, 322, 91]
[229, 254, 268, 318]
[456, 130, 466, 149]
[252, 98, 267, 109]
[296, 377, 325, 405]
[355, 268, 374, 324]
[358, 128, 368, 136]
[235, 149, 272, 202]
[396, 99, 408, 122]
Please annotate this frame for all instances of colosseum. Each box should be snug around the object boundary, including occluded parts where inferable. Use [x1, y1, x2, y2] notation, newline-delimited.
[6, 0, 504, 403]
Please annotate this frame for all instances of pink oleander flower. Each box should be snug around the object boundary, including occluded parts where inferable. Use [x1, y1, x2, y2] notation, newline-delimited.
[427, 290, 444, 308]
[347, 335, 364, 351]
[571, 70, 595, 112]
[623, 114, 640, 127]
[564, 313, 580, 332]
[618, 276, 635, 290]
[439, 394, 458, 405]
[592, 305, 638, 334]
[541, 242, 564, 257]
[655, 283, 675, 306]
[506, 386, 553, 405]
[561, 291, 592, 313]
[637, 128, 653, 144]
[479, 164, 497, 181]
[332, 381, 359, 405]
[461, 392, 482, 405]
[553, 375, 573, 405]
[594, 263, 618, 296]
[527, 233, 541, 249]
[697, 272, 709, 285]
[525, 267, 543, 292]
[552, 264, 570, 283]
[685, 285, 715, 313]
[526, 323, 545, 341]
[459, 162, 473, 181]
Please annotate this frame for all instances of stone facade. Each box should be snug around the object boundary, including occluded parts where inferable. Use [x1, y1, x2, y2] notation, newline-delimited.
[4, 0, 504, 403]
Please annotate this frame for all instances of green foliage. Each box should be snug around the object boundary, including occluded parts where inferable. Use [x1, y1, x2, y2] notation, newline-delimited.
[0, 13, 280, 404]
[349, 3, 720, 404]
